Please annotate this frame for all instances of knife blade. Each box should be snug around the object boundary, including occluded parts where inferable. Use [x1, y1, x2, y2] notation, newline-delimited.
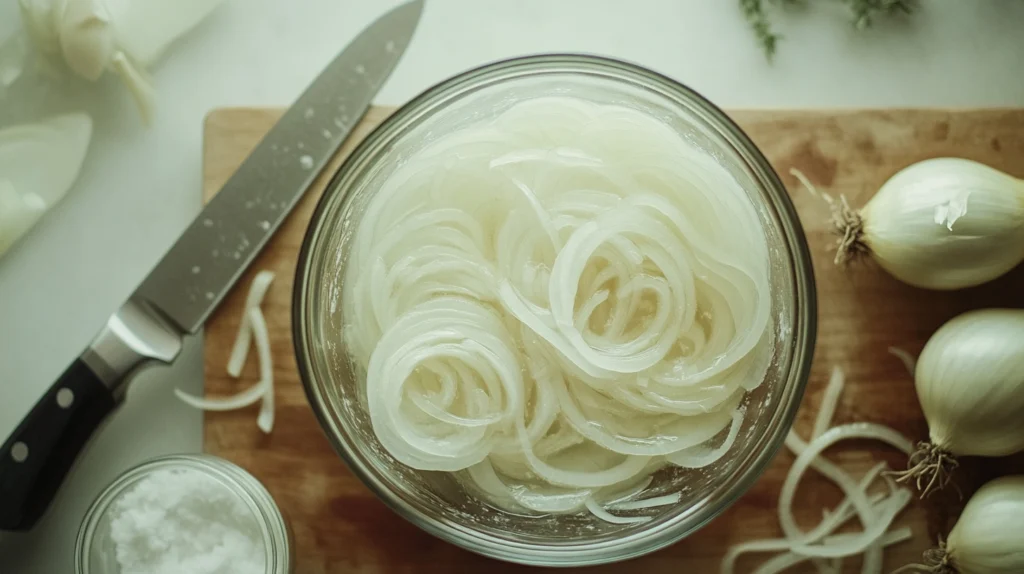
[0, 0, 423, 531]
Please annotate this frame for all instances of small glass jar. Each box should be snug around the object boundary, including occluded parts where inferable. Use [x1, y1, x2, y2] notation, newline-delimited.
[76, 454, 292, 574]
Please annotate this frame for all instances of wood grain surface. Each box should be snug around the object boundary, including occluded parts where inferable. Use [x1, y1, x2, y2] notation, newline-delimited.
[201, 106, 1024, 573]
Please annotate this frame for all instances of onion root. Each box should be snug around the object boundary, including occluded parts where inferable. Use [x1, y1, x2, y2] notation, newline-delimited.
[788, 167, 866, 265]
[829, 195, 868, 266]
[892, 539, 956, 574]
[888, 441, 959, 498]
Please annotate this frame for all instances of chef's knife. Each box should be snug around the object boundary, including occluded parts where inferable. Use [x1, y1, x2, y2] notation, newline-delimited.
[0, 0, 423, 531]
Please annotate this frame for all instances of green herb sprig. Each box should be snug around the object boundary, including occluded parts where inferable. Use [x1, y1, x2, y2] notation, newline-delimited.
[742, 0, 917, 59]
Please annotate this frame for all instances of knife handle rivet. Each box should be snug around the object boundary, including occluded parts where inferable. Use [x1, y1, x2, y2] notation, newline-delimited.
[10, 442, 28, 463]
[56, 388, 75, 409]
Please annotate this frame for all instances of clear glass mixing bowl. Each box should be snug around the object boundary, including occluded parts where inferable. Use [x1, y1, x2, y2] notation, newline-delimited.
[293, 54, 816, 566]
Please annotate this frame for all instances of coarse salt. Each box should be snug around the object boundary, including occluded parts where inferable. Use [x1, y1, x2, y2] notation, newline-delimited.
[108, 467, 265, 574]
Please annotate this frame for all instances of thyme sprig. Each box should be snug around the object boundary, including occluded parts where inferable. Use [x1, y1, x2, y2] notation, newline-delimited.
[741, 0, 917, 59]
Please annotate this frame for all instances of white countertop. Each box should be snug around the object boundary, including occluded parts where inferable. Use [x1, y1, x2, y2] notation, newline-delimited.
[1, 0, 1023, 570]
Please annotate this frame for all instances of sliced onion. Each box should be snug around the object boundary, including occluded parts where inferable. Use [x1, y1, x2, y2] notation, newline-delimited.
[340, 96, 776, 516]
[174, 381, 267, 411]
[725, 367, 916, 574]
[724, 463, 891, 571]
[606, 492, 681, 511]
[887, 346, 917, 377]
[746, 529, 912, 574]
[516, 421, 651, 489]
[584, 497, 651, 525]
[666, 406, 744, 468]
[466, 459, 593, 513]
[812, 366, 845, 440]
[176, 271, 276, 434]
[598, 476, 654, 506]
[249, 307, 275, 434]
[227, 270, 276, 377]
[781, 424, 913, 557]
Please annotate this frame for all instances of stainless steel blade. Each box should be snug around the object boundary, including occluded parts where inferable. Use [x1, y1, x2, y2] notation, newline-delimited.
[132, 0, 423, 334]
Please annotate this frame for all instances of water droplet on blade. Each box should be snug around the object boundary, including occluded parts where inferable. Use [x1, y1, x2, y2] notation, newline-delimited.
[299, 155, 314, 169]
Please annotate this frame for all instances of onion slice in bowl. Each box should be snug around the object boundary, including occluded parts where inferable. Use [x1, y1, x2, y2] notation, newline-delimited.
[605, 492, 682, 512]
[584, 497, 651, 525]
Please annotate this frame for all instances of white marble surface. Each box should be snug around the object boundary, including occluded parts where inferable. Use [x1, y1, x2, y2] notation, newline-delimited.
[0, 0, 1022, 570]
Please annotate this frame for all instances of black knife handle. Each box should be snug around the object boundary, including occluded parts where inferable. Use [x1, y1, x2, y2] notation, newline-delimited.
[0, 359, 117, 531]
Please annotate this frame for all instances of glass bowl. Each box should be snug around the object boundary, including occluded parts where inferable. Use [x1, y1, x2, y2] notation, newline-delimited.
[293, 54, 816, 566]
[76, 454, 292, 574]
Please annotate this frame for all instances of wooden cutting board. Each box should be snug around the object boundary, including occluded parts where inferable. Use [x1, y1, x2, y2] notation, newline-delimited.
[201, 106, 1024, 573]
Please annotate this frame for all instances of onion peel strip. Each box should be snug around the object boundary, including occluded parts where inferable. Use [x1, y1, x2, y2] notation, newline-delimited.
[745, 528, 912, 574]
[250, 307, 275, 434]
[174, 381, 268, 412]
[811, 366, 844, 440]
[584, 497, 651, 525]
[175, 271, 277, 434]
[606, 492, 682, 511]
[338, 97, 776, 517]
[888, 346, 917, 378]
[227, 270, 276, 377]
[667, 406, 745, 468]
[724, 367, 916, 574]
[781, 424, 913, 557]
[723, 463, 896, 573]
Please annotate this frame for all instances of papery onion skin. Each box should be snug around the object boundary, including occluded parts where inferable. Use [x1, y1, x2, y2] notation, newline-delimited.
[726, 367, 916, 574]
[227, 270, 276, 377]
[175, 272, 276, 433]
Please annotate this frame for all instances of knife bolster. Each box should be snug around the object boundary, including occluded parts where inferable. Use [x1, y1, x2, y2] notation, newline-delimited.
[80, 299, 183, 398]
